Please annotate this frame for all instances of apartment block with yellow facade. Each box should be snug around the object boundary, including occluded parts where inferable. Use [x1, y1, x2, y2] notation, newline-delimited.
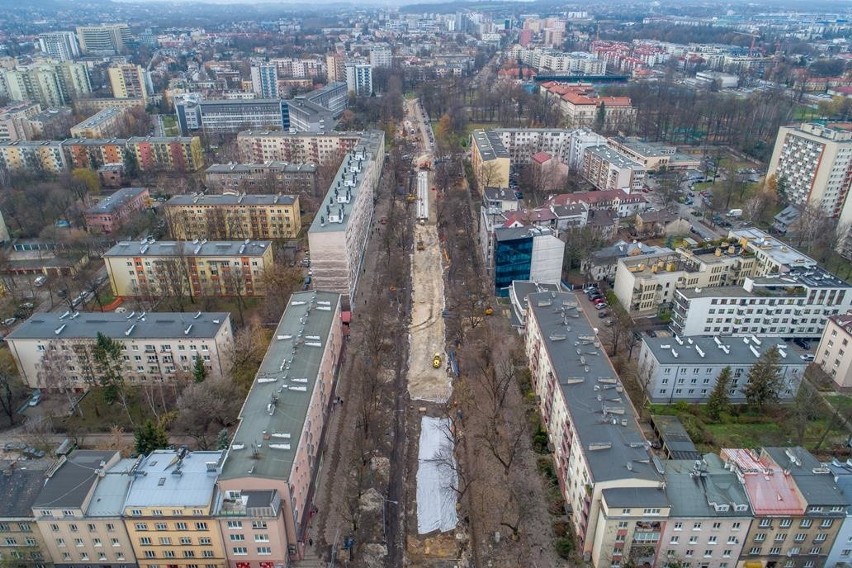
[103, 239, 273, 298]
[0, 140, 67, 174]
[33, 450, 136, 568]
[123, 450, 227, 568]
[163, 194, 301, 241]
[469, 130, 510, 194]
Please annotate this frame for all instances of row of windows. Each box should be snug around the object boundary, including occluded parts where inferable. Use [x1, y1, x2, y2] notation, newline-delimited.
[56, 537, 120, 547]
[134, 522, 208, 531]
[139, 537, 212, 546]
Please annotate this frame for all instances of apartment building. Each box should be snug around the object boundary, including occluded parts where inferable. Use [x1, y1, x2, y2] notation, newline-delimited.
[510, 46, 606, 74]
[300, 82, 347, 117]
[75, 24, 131, 54]
[307, 131, 384, 305]
[0, 140, 68, 174]
[163, 194, 301, 240]
[325, 53, 345, 83]
[767, 123, 852, 220]
[250, 64, 279, 98]
[549, 189, 647, 218]
[493, 128, 575, 164]
[826, 459, 852, 568]
[370, 46, 393, 68]
[670, 266, 852, 339]
[104, 239, 273, 298]
[218, 291, 343, 564]
[0, 467, 52, 568]
[525, 290, 663, 566]
[815, 312, 852, 388]
[613, 245, 757, 315]
[657, 455, 752, 568]
[123, 450, 227, 568]
[126, 136, 204, 172]
[65, 138, 126, 170]
[32, 450, 136, 568]
[724, 447, 846, 568]
[638, 335, 806, 404]
[344, 62, 372, 96]
[593, 487, 670, 568]
[236, 131, 361, 165]
[108, 65, 151, 100]
[38, 31, 80, 61]
[483, 226, 564, 296]
[84, 187, 150, 234]
[286, 98, 336, 134]
[581, 145, 646, 192]
[0, 63, 92, 107]
[0, 101, 42, 142]
[70, 107, 129, 139]
[175, 96, 289, 136]
[6, 311, 233, 390]
[204, 162, 317, 195]
[470, 129, 510, 192]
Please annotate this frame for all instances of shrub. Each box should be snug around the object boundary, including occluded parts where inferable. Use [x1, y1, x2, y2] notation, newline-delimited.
[555, 537, 575, 559]
[533, 428, 550, 454]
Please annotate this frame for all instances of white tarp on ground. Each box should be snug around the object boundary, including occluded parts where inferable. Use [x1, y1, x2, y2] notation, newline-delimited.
[416, 416, 458, 534]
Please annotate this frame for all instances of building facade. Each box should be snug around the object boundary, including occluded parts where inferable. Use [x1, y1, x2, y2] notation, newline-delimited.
[581, 145, 646, 192]
[307, 131, 384, 305]
[108, 65, 150, 100]
[488, 226, 564, 296]
[123, 450, 228, 568]
[175, 97, 289, 136]
[6, 311, 233, 390]
[815, 312, 852, 388]
[218, 291, 343, 564]
[0, 101, 43, 142]
[0, 467, 52, 568]
[250, 64, 279, 98]
[75, 24, 131, 54]
[236, 131, 361, 166]
[0, 140, 68, 175]
[84, 187, 150, 234]
[38, 31, 80, 61]
[470, 130, 511, 192]
[638, 335, 806, 404]
[103, 240, 273, 298]
[125, 136, 204, 172]
[204, 162, 317, 195]
[344, 62, 372, 96]
[70, 107, 129, 139]
[164, 194, 301, 240]
[0, 63, 91, 108]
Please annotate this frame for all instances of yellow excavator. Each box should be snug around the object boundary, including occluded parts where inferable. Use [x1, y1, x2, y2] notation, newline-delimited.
[432, 353, 442, 369]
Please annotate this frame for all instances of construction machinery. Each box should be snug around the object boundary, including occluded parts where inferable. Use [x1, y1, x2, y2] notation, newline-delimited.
[432, 353, 442, 369]
[416, 240, 425, 251]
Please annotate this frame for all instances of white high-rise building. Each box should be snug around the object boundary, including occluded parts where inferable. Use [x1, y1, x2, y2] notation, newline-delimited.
[767, 123, 852, 219]
[75, 23, 131, 55]
[250, 63, 279, 98]
[369, 46, 393, 69]
[345, 62, 373, 97]
[38, 31, 80, 61]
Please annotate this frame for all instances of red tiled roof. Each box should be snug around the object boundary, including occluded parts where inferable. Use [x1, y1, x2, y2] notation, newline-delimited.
[532, 151, 552, 164]
[721, 449, 805, 516]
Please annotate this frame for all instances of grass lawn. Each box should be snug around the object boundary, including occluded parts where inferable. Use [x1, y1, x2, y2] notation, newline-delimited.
[650, 403, 848, 455]
[61, 385, 179, 434]
[826, 394, 852, 415]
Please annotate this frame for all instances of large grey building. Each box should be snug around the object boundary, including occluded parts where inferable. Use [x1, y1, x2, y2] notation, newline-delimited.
[38, 31, 80, 61]
[638, 335, 806, 404]
[175, 96, 289, 135]
[75, 24, 131, 55]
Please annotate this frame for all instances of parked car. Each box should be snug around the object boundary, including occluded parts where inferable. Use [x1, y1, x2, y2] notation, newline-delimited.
[34, 275, 47, 287]
[2, 318, 15, 327]
[595, 303, 609, 310]
[597, 310, 610, 318]
[28, 390, 42, 407]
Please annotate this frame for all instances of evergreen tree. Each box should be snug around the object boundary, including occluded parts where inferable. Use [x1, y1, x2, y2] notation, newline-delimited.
[193, 354, 207, 383]
[743, 347, 784, 412]
[216, 428, 230, 451]
[595, 101, 606, 132]
[706, 366, 732, 421]
[93, 332, 124, 403]
[135, 419, 169, 456]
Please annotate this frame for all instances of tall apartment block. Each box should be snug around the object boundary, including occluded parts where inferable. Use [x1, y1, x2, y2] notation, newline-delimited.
[75, 24, 131, 55]
[38, 31, 80, 61]
[307, 131, 385, 306]
[251, 64, 279, 98]
[125, 136, 204, 172]
[6, 311, 233, 390]
[767, 123, 852, 219]
[108, 64, 151, 99]
[0, 101, 43, 142]
[0, 62, 92, 107]
[163, 193, 302, 240]
[344, 62, 372, 97]
[103, 239, 274, 298]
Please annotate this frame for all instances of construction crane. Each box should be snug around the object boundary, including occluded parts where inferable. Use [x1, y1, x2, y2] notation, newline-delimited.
[731, 30, 760, 57]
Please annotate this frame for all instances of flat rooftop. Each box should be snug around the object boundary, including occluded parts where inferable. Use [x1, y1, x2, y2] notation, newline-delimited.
[651, 415, 700, 460]
[85, 187, 147, 215]
[7, 311, 230, 341]
[86, 458, 138, 516]
[220, 291, 340, 482]
[307, 130, 384, 234]
[763, 447, 848, 507]
[527, 291, 660, 484]
[34, 451, 118, 509]
[127, 136, 196, 144]
[124, 450, 223, 508]
[206, 162, 316, 174]
[642, 334, 806, 366]
[104, 239, 271, 258]
[586, 145, 643, 169]
[616, 139, 675, 157]
[730, 227, 816, 270]
[73, 107, 124, 129]
[721, 448, 805, 516]
[166, 193, 298, 207]
[471, 129, 510, 161]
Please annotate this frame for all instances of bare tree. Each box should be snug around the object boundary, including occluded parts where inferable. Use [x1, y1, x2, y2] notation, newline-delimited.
[173, 379, 242, 449]
[37, 341, 83, 416]
[0, 351, 26, 426]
